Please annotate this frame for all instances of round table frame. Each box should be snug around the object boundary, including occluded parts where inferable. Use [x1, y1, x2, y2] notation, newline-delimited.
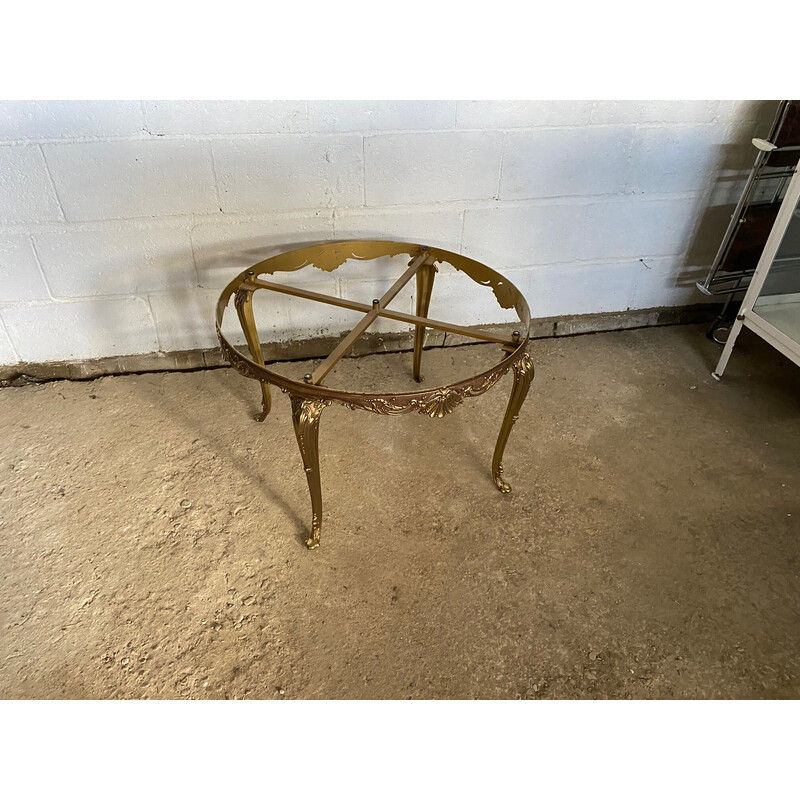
[216, 240, 534, 549]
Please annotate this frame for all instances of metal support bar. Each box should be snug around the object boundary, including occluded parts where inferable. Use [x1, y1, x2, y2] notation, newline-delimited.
[241, 275, 515, 348]
[309, 250, 430, 385]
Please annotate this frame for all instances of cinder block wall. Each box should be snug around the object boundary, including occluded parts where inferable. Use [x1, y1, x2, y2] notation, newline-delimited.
[0, 100, 776, 367]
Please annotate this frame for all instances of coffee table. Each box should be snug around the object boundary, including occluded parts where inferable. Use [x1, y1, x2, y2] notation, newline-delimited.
[216, 240, 533, 549]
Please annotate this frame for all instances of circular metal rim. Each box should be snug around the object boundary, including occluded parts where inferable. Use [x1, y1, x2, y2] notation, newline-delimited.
[215, 239, 531, 402]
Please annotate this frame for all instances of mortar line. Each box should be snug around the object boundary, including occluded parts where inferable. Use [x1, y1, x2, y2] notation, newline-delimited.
[361, 134, 366, 206]
[0, 188, 715, 235]
[0, 119, 731, 147]
[207, 141, 224, 212]
[38, 143, 67, 222]
[187, 218, 202, 287]
[145, 294, 164, 352]
[0, 314, 22, 364]
[27, 235, 56, 300]
[140, 100, 151, 135]
[495, 131, 505, 200]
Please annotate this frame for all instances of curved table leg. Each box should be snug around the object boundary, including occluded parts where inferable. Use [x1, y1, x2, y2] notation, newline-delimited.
[412, 263, 437, 382]
[234, 288, 272, 421]
[290, 395, 330, 549]
[492, 353, 534, 493]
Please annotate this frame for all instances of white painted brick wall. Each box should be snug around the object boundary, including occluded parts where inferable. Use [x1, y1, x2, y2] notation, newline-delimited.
[0, 146, 63, 224]
[625, 126, 727, 194]
[0, 99, 776, 367]
[457, 101, 593, 129]
[309, 101, 456, 133]
[142, 101, 307, 136]
[575, 196, 702, 261]
[332, 207, 463, 250]
[43, 140, 219, 221]
[33, 224, 194, 296]
[191, 212, 335, 289]
[589, 101, 721, 125]
[462, 203, 586, 267]
[149, 287, 230, 352]
[499, 127, 635, 199]
[0, 101, 144, 140]
[0, 320, 17, 364]
[364, 132, 502, 205]
[509, 261, 640, 318]
[2, 297, 158, 362]
[0, 235, 50, 301]
[212, 136, 363, 213]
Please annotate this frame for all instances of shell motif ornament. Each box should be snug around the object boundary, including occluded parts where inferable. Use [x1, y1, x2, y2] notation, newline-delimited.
[418, 388, 463, 418]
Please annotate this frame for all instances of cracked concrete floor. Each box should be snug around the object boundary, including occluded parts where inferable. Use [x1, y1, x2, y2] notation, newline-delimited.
[0, 323, 798, 699]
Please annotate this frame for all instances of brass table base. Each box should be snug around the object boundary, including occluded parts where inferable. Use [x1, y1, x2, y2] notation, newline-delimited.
[216, 240, 534, 549]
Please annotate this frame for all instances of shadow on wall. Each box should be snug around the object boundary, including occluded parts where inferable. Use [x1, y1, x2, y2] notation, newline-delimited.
[84, 235, 338, 368]
[682, 101, 780, 289]
[72, 101, 787, 372]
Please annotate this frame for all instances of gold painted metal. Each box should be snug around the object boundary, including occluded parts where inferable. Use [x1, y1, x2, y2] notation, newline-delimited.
[413, 261, 437, 382]
[241, 277, 512, 345]
[310, 250, 429, 385]
[290, 395, 329, 550]
[215, 240, 534, 549]
[234, 285, 271, 421]
[492, 353, 534, 493]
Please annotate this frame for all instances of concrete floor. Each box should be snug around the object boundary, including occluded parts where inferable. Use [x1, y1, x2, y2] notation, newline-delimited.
[0, 324, 798, 699]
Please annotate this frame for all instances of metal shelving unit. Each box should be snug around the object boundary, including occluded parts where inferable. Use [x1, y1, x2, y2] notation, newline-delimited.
[712, 162, 800, 379]
[698, 100, 800, 343]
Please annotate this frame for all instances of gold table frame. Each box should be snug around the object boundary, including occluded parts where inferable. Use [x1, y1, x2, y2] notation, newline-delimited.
[215, 240, 533, 549]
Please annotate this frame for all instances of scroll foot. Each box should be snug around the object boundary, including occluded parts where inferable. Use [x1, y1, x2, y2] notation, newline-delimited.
[493, 463, 511, 493]
[305, 530, 321, 550]
[254, 382, 271, 422]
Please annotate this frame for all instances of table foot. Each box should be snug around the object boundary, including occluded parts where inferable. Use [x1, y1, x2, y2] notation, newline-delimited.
[305, 532, 321, 550]
[254, 383, 271, 422]
[491, 353, 533, 493]
[493, 463, 512, 493]
[291, 395, 329, 549]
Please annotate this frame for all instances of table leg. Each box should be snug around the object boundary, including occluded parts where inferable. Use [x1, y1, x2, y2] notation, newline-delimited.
[290, 395, 330, 549]
[234, 288, 272, 421]
[412, 263, 437, 382]
[492, 353, 534, 493]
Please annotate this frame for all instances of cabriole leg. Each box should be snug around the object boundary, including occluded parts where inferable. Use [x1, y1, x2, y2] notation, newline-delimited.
[290, 395, 330, 550]
[492, 353, 534, 493]
[412, 262, 437, 382]
[234, 288, 272, 421]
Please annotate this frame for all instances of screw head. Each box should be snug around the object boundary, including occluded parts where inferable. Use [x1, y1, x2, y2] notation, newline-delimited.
[303, 374, 312, 383]
[372, 298, 380, 307]
[512, 330, 521, 339]
[247, 270, 254, 276]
